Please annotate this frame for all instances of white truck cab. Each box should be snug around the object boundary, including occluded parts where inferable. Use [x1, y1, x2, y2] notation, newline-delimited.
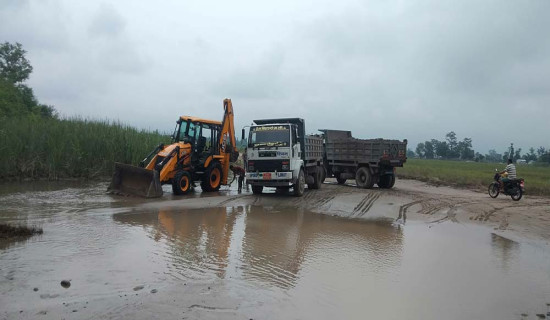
[243, 118, 323, 196]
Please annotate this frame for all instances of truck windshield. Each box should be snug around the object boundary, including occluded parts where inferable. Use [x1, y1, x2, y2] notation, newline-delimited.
[249, 125, 290, 147]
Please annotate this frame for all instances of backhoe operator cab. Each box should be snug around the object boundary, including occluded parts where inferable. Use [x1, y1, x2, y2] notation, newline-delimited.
[171, 117, 222, 165]
[108, 99, 238, 198]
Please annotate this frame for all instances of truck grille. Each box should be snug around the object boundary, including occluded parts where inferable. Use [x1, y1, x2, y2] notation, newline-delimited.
[249, 160, 283, 172]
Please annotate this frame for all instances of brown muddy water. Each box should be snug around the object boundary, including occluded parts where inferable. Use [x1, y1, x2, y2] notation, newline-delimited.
[1, 182, 550, 320]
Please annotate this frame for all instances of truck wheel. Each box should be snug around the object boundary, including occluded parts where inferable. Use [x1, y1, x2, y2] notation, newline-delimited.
[336, 174, 346, 185]
[356, 167, 373, 189]
[378, 175, 393, 189]
[252, 185, 263, 194]
[172, 170, 192, 195]
[293, 169, 305, 197]
[308, 167, 322, 190]
[320, 166, 327, 183]
[201, 162, 222, 192]
[387, 175, 396, 188]
[313, 166, 322, 189]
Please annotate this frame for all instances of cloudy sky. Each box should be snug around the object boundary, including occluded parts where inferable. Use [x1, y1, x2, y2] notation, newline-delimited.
[1, 0, 549, 153]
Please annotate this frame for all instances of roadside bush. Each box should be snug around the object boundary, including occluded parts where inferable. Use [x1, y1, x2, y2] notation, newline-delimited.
[0, 117, 168, 180]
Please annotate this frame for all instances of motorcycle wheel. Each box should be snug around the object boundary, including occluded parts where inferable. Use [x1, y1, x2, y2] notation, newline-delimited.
[488, 183, 499, 198]
[510, 187, 523, 201]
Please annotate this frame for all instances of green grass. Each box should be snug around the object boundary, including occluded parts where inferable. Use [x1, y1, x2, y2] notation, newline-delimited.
[397, 159, 550, 196]
[0, 117, 169, 180]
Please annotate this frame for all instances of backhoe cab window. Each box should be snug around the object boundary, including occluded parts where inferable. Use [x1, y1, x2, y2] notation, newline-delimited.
[249, 125, 290, 148]
[199, 123, 213, 151]
[175, 120, 197, 142]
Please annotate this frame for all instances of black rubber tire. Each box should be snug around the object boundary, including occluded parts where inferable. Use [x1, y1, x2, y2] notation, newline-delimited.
[387, 175, 396, 188]
[252, 185, 263, 194]
[336, 174, 346, 185]
[308, 167, 322, 190]
[201, 162, 222, 192]
[488, 183, 499, 198]
[293, 169, 305, 197]
[511, 187, 523, 201]
[320, 166, 327, 183]
[172, 170, 192, 195]
[378, 175, 396, 189]
[377, 175, 390, 188]
[356, 167, 373, 189]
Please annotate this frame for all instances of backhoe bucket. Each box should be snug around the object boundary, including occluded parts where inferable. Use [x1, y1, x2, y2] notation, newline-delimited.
[108, 162, 163, 198]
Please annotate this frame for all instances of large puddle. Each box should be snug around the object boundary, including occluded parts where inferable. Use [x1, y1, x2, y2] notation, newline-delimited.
[1, 182, 550, 319]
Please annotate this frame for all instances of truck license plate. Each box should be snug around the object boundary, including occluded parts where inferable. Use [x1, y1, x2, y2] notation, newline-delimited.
[263, 173, 271, 180]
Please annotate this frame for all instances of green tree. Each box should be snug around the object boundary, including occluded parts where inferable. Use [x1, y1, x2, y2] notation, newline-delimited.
[416, 142, 425, 159]
[434, 140, 449, 159]
[446, 131, 459, 158]
[485, 149, 502, 162]
[407, 148, 416, 158]
[424, 140, 434, 159]
[525, 147, 537, 162]
[0, 78, 27, 117]
[458, 137, 474, 160]
[514, 148, 522, 162]
[0, 42, 33, 84]
[474, 152, 485, 162]
[0, 42, 57, 119]
[537, 146, 546, 158]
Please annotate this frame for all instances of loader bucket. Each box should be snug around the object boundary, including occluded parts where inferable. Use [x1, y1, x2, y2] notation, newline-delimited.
[107, 162, 163, 198]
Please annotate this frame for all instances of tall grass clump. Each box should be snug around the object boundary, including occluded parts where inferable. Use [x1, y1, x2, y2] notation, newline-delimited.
[397, 159, 550, 196]
[0, 116, 168, 180]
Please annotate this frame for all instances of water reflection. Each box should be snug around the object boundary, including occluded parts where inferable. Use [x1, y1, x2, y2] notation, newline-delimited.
[113, 205, 403, 289]
[491, 233, 519, 271]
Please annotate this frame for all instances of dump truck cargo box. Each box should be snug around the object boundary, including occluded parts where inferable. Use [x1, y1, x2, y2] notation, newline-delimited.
[322, 129, 407, 167]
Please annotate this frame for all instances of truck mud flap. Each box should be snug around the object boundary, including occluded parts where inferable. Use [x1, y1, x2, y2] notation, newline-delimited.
[107, 162, 163, 198]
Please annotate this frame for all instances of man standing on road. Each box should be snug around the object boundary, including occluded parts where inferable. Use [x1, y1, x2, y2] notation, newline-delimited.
[500, 159, 517, 189]
[229, 164, 246, 193]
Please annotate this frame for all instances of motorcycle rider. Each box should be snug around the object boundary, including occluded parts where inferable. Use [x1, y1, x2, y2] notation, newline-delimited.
[500, 159, 517, 190]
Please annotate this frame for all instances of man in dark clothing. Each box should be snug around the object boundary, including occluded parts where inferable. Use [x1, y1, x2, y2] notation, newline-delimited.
[229, 164, 246, 193]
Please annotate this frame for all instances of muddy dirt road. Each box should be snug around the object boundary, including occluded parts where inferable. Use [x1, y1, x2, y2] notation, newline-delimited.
[1, 179, 550, 319]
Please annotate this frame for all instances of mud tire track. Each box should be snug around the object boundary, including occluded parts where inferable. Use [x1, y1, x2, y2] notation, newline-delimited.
[397, 200, 424, 221]
[352, 193, 380, 217]
[316, 195, 335, 208]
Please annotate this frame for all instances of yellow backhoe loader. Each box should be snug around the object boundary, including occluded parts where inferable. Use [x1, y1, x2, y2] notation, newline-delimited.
[108, 99, 239, 198]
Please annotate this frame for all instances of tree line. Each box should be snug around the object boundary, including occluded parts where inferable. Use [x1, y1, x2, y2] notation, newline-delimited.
[0, 42, 57, 119]
[411, 131, 474, 160]
[409, 132, 550, 164]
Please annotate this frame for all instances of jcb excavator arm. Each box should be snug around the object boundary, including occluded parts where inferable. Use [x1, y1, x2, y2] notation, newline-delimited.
[218, 99, 239, 184]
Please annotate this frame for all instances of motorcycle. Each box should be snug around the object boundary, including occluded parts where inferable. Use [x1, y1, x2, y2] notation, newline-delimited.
[488, 169, 524, 201]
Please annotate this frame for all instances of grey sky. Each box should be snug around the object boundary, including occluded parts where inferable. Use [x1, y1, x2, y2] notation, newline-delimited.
[2, 0, 549, 154]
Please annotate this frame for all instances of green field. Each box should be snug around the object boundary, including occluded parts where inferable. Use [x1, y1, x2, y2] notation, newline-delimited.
[397, 158, 550, 196]
[0, 117, 168, 180]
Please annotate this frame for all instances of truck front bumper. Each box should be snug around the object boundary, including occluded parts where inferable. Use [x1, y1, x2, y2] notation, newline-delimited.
[246, 172, 294, 186]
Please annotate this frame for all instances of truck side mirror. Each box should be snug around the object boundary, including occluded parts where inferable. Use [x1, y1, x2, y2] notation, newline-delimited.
[242, 128, 245, 140]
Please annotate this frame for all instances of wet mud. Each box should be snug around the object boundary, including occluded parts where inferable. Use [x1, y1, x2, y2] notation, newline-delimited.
[1, 179, 550, 319]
